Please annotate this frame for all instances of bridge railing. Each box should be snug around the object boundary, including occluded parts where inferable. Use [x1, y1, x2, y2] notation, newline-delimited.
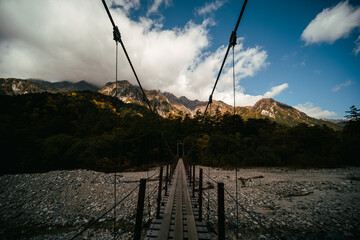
[68, 159, 180, 240]
[194, 164, 280, 240]
[134, 156, 179, 239]
[68, 179, 141, 240]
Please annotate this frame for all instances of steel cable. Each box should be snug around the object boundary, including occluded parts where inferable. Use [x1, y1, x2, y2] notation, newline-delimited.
[203, 0, 248, 115]
[203, 171, 218, 184]
[223, 188, 279, 240]
[69, 183, 140, 240]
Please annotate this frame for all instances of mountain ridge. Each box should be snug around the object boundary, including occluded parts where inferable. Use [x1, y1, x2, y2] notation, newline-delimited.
[0, 78, 99, 95]
[0, 78, 342, 129]
[99, 80, 342, 129]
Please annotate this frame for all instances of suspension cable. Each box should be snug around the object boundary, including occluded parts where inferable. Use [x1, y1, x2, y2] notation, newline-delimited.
[102, 0, 177, 162]
[118, 39, 154, 113]
[235, 164, 239, 239]
[113, 40, 118, 240]
[101, 0, 154, 114]
[147, 168, 160, 180]
[232, 46, 236, 115]
[232, 43, 239, 239]
[223, 188, 280, 240]
[146, 170, 151, 219]
[203, 171, 217, 184]
[69, 183, 140, 240]
[203, 0, 248, 116]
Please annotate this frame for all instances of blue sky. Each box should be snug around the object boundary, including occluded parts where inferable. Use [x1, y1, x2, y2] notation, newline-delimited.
[0, 0, 359, 119]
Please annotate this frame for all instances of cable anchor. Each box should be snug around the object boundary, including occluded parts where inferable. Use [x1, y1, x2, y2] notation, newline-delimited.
[113, 26, 121, 42]
[230, 31, 237, 47]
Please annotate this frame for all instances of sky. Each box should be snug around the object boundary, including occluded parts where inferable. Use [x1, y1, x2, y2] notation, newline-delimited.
[0, 0, 359, 119]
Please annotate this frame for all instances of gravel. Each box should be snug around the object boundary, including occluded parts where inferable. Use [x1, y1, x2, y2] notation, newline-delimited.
[1, 167, 359, 239]
[202, 167, 360, 239]
[0, 168, 159, 240]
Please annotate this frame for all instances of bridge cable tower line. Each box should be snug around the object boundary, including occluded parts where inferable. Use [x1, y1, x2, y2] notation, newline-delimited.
[101, 0, 154, 114]
[203, 0, 248, 116]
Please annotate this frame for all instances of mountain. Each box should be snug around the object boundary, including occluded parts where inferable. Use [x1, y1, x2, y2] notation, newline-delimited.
[99, 80, 144, 103]
[163, 92, 206, 111]
[98, 81, 341, 129]
[99, 81, 236, 117]
[235, 106, 263, 120]
[0, 78, 342, 129]
[0, 78, 99, 95]
[99, 81, 184, 116]
[30, 79, 100, 92]
[251, 98, 341, 129]
[0, 78, 55, 95]
[321, 118, 348, 127]
[252, 98, 314, 126]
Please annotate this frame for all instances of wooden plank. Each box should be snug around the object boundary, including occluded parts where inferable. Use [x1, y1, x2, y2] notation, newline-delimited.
[173, 160, 183, 240]
[197, 232, 212, 240]
[196, 226, 209, 233]
[158, 160, 180, 240]
[195, 221, 207, 227]
[146, 230, 160, 237]
[152, 219, 162, 224]
[146, 158, 210, 239]
[149, 223, 161, 230]
[180, 159, 198, 240]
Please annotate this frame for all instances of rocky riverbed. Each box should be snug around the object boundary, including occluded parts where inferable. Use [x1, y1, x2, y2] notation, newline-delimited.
[203, 167, 360, 239]
[0, 168, 160, 240]
[1, 167, 359, 239]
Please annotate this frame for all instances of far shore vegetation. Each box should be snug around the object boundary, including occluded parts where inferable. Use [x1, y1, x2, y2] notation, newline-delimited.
[1, 92, 359, 174]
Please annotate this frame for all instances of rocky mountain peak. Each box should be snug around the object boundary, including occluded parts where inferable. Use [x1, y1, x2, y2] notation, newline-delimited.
[254, 98, 275, 108]
[253, 98, 297, 119]
[99, 80, 144, 103]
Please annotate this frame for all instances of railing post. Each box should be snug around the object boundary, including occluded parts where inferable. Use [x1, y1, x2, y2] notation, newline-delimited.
[199, 168, 203, 221]
[170, 164, 173, 182]
[165, 164, 169, 196]
[170, 159, 176, 184]
[134, 178, 146, 240]
[188, 162, 191, 185]
[189, 163, 192, 185]
[192, 164, 195, 197]
[187, 160, 190, 182]
[156, 166, 164, 219]
[218, 182, 225, 240]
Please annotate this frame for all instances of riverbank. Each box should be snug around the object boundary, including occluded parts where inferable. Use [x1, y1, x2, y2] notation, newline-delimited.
[1, 167, 359, 239]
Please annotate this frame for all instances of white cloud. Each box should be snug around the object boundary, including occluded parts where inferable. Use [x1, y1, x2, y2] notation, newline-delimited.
[332, 80, 352, 92]
[0, 0, 275, 107]
[110, 0, 140, 14]
[147, 0, 170, 16]
[197, 0, 225, 16]
[230, 83, 289, 107]
[301, 1, 360, 45]
[354, 35, 360, 55]
[294, 102, 338, 119]
[263, 84, 289, 98]
[178, 38, 275, 106]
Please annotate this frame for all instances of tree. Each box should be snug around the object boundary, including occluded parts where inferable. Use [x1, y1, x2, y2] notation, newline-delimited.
[345, 105, 360, 121]
[342, 105, 360, 166]
[197, 134, 211, 164]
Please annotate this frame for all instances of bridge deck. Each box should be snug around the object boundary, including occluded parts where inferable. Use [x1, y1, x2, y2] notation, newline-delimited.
[145, 159, 210, 240]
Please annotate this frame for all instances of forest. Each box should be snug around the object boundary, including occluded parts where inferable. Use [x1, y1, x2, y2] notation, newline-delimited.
[0, 91, 359, 174]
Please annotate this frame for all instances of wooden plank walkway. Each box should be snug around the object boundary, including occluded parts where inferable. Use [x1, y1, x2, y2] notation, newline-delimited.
[145, 159, 211, 240]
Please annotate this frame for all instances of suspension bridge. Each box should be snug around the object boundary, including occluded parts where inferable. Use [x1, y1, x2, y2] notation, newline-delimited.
[68, 0, 280, 239]
[68, 155, 279, 239]
[145, 158, 210, 240]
